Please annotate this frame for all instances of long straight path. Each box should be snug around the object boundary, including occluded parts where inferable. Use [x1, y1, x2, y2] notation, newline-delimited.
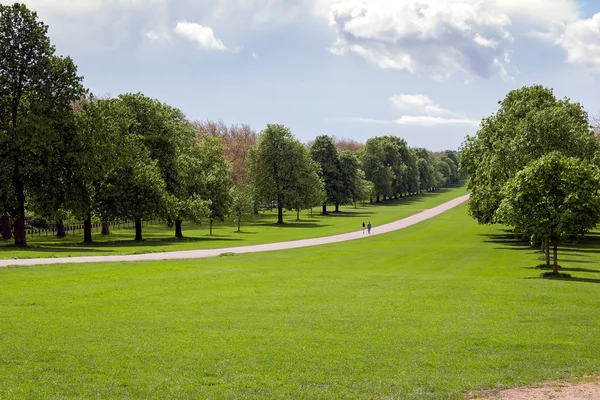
[0, 194, 469, 268]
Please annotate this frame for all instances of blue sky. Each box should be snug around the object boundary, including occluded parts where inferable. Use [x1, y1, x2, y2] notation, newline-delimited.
[15, 0, 600, 151]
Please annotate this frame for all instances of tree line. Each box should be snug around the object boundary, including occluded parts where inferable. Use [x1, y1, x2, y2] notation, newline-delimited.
[0, 3, 462, 247]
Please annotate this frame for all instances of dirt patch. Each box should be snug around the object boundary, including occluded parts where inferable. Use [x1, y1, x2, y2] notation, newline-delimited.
[469, 377, 600, 399]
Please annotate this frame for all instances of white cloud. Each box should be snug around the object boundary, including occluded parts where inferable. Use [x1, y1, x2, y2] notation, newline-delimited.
[146, 30, 171, 42]
[315, 0, 585, 80]
[394, 116, 480, 126]
[390, 94, 455, 116]
[252, 53, 260, 60]
[551, 13, 600, 70]
[174, 22, 228, 51]
[342, 92, 479, 126]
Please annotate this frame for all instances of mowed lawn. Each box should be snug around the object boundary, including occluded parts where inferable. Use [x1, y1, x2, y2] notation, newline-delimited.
[1, 204, 599, 399]
[0, 184, 467, 259]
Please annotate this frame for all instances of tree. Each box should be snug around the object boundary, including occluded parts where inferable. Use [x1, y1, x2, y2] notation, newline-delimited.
[361, 138, 393, 202]
[461, 85, 599, 225]
[338, 150, 361, 209]
[68, 96, 131, 243]
[197, 134, 233, 236]
[97, 135, 167, 241]
[287, 157, 324, 220]
[497, 152, 600, 273]
[194, 120, 258, 185]
[229, 185, 254, 232]
[0, 3, 85, 245]
[310, 135, 345, 214]
[248, 124, 317, 224]
[415, 149, 434, 193]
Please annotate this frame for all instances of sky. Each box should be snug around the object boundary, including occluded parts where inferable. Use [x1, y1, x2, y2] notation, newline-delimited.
[9, 0, 600, 151]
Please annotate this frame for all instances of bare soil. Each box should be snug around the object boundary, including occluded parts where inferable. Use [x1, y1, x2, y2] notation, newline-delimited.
[469, 377, 600, 400]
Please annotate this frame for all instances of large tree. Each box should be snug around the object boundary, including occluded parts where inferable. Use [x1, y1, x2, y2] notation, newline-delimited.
[248, 124, 317, 224]
[0, 3, 85, 245]
[497, 152, 600, 273]
[461, 85, 599, 225]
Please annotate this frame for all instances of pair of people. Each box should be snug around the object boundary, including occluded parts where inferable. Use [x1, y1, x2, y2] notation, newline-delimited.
[362, 221, 372, 234]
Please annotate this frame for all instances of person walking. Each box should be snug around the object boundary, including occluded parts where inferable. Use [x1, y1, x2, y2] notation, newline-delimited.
[362, 222, 365, 234]
[367, 221, 372, 234]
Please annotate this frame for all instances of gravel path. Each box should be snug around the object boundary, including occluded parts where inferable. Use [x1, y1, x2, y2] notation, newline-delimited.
[0, 194, 469, 268]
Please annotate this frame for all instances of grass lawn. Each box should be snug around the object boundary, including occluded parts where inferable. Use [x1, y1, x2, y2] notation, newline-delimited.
[0, 183, 467, 259]
[1, 203, 599, 399]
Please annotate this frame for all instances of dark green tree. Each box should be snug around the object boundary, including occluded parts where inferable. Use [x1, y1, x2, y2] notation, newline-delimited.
[0, 3, 85, 245]
[497, 152, 600, 273]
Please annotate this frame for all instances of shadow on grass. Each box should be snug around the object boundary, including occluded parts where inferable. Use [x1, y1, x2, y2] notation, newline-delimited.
[254, 222, 325, 229]
[525, 276, 600, 284]
[480, 233, 532, 249]
[322, 211, 374, 218]
[525, 265, 600, 274]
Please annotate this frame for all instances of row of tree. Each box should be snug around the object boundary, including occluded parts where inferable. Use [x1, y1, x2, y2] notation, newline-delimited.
[461, 85, 600, 273]
[0, 3, 462, 246]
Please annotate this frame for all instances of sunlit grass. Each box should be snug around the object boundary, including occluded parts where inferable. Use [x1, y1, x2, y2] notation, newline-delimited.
[1, 203, 599, 398]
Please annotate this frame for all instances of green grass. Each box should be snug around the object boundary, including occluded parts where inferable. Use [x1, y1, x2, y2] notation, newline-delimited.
[1, 203, 599, 399]
[0, 183, 467, 259]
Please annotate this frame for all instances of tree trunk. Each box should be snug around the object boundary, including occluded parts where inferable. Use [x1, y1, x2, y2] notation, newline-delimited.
[335, 203, 339, 212]
[296, 209, 300, 221]
[277, 196, 284, 224]
[376, 194, 380, 203]
[545, 239, 550, 266]
[101, 221, 110, 235]
[135, 218, 143, 241]
[322, 202, 327, 215]
[14, 213, 26, 246]
[209, 219, 214, 236]
[56, 221, 66, 238]
[1, 211, 11, 240]
[175, 219, 183, 238]
[237, 217, 241, 232]
[553, 232, 559, 274]
[83, 213, 93, 243]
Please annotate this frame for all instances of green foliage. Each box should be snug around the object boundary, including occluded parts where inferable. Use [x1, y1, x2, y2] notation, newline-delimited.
[461, 85, 600, 224]
[497, 152, 600, 269]
[310, 135, 347, 210]
[229, 184, 255, 232]
[248, 124, 317, 224]
[0, 3, 85, 244]
[361, 138, 393, 199]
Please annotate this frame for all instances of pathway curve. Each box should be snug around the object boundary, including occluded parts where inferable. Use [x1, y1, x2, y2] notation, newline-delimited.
[0, 195, 470, 268]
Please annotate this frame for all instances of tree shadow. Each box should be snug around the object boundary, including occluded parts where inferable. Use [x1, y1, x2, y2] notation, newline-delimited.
[480, 233, 532, 249]
[524, 266, 600, 274]
[254, 222, 324, 229]
[525, 276, 600, 284]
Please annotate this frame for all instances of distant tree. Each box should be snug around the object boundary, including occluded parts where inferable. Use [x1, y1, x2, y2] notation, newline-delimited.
[248, 124, 317, 224]
[229, 184, 254, 232]
[0, 3, 85, 245]
[287, 157, 324, 220]
[497, 152, 600, 273]
[310, 135, 345, 214]
[334, 137, 364, 152]
[194, 120, 258, 185]
[361, 138, 393, 202]
[338, 150, 361, 209]
[198, 135, 233, 236]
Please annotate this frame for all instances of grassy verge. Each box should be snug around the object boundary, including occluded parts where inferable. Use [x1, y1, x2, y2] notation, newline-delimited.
[0, 183, 466, 259]
[1, 203, 599, 399]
